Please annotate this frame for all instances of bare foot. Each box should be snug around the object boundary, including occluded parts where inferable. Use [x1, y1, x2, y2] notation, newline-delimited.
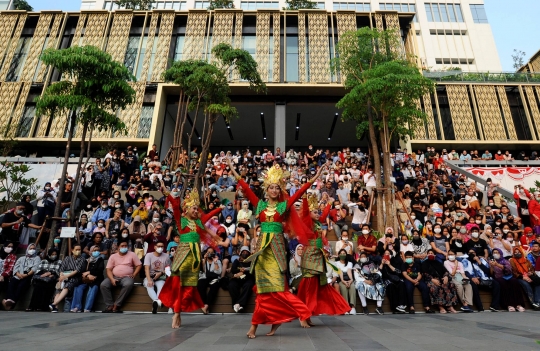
[201, 305, 209, 315]
[307, 318, 315, 327]
[266, 324, 281, 336]
[172, 313, 181, 329]
[300, 320, 311, 328]
[247, 324, 257, 339]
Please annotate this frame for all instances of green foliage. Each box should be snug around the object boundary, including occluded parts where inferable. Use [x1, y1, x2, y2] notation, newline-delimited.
[333, 28, 435, 141]
[208, 0, 235, 9]
[116, 0, 155, 10]
[0, 124, 19, 157]
[0, 161, 38, 212]
[13, 0, 33, 11]
[283, 0, 318, 10]
[512, 49, 526, 71]
[35, 46, 136, 134]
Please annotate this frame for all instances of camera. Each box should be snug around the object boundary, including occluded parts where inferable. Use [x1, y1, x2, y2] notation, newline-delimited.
[207, 253, 216, 260]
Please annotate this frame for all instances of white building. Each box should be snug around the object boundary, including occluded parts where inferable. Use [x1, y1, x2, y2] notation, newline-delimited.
[80, 0, 501, 72]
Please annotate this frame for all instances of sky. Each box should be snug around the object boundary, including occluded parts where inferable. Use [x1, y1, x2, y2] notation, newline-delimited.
[32, 0, 540, 72]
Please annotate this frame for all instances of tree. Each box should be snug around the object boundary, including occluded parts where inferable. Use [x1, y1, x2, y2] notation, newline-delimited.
[13, 0, 33, 11]
[283, 0, 318, 10]
[0, 161, 38, 212]
[162, 43, 265, 193]
[333, 28, 434, 232]
[0, 124, 19, 157]
[35, 45, 135, 249]
[208, 0, 235, 9]
[512, 49, 526, 71]
[116, 0, 155, 10]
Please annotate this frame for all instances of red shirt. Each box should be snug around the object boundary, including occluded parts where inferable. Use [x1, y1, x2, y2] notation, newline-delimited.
[357, 234, 378, 256]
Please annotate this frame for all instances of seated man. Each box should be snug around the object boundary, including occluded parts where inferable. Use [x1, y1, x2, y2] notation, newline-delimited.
[144, 241, 170, 314]
[100, 240, 142, 313]
[401, 251, 434, 314]
[460, 249, 502, 312]
[228, 246, 254, 313]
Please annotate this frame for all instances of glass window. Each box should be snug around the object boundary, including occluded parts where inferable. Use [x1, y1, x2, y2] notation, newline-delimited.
[174, 36, 185, 61]
[81, 1, 96, 10]
[425, 4, 433, 22]
[380, 3, 386, 10]
[286, 36, 298, 82]
[124, 36, 140, 75]
[440, 3, 449, 21]
[470, 4, 488, 23]
[455, 4, 463, 22]
[0, 0, 10, 10]
[16, 105, 35, 138]
[103, 1, 112, 10]
[242, 36, 256, 55]
[447, 4, 456, 22]
[137, 106, 154, 139]
[6, 37, 32, 82]
[432, 3, 441, 22]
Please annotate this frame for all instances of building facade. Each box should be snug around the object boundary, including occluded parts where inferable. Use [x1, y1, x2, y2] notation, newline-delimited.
[0, 7, 537, 157]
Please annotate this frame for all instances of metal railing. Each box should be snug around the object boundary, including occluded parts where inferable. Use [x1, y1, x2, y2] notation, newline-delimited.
[423, 70, 540, 83]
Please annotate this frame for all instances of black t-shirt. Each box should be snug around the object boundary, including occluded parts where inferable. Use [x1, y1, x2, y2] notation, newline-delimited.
[464, 238, 489, 256]
[401, 262, 421, 280]
[1, 212, 30, 242]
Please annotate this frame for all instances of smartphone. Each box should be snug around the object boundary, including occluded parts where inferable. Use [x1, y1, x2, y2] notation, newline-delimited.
[383, 255, 391, 261]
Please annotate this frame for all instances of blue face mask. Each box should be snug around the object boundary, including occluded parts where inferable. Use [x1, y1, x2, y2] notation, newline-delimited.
[54, 239, 61, 244]
[405, 258, 413, 264]
[119, 248, 128, 254]
[92, 251, 100, 258]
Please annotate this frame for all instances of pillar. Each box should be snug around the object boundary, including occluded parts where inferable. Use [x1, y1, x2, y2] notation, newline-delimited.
[275, 102, 286, 151]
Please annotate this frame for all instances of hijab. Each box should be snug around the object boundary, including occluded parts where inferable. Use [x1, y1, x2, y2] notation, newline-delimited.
[222, 205, 236, 220]
[46, 247, 59, 262]
[294, 244, 303, 265]
[512, 246, 530, 275]
[492, 248, 508, 265]
[88, 245, 100, 264]
[26, 244, 37, 257]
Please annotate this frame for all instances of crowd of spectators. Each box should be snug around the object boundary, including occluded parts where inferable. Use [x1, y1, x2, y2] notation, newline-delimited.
[1, 144, 540, 315]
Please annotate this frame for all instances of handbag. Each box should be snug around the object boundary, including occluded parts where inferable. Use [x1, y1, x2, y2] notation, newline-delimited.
[81, 261, 95, 285]
[33, 274, 56, 285]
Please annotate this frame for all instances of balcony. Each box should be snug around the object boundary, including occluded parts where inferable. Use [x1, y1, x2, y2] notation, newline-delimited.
[423, 70, 540, 83]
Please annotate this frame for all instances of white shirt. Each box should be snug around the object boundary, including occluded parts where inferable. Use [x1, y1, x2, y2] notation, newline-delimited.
[364, 173, 376, 187]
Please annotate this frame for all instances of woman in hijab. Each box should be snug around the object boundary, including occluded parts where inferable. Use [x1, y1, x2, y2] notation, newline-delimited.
[411, 229, 430, 262]
[421, 249, 458, 313]
[0, 242, 17, 292]
[289, 244, 304, 293]
[237, 200, 252, 227]
[27, 247, 61, 311]
[510, 246, 540, 309]
[2, 243, 40, 310]
[380, 249, 408, 314]
[490, 248, 526, 312]
[71, 245, 105, 312]
[354, 251, 386, 315]
[49, 244, 87, 312]
[221, 202, 236, 224]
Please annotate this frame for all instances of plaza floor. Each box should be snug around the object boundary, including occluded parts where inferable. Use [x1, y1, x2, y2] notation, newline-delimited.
[0, 311, 539, 351]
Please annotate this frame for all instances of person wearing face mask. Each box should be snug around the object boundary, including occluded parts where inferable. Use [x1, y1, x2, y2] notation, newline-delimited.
[357, 224, 379, 258]
[26, 247, 61, 311]
[48, 244, 87, 313]
[125, 186, 141, 208]
[100, 240, 142, 313]
[353, 252, 386, 315]
[513, 185, 532, 227]
[132, 199, 149, 223]
[460, 250, 501, 312]
[1, 203, 42, 244]
[443, 250, 474, 312]
[221, 201, 237, 224]
[401, 251, 433, 313]
[91, 200, 112, 226]
[420, 249, 458, 313]
[410, 230, 430, 262]
[228, 246, 255, 313]
[528, 191, 540, 228]
[490, 248, 526, 311]
[0, 242, 17, 292]
[106, 209, 125, 240]
[2, 244, 41, 310]
[144, 242, 171, 314]
[160, 181, 181, 225]
[71, 245, 105, 312]
[144, 224, 167, 254]
[429, 224, 449, 263]
[509, 246, 540, 310]
[231, 224, 250, 263]
[487, 228, 513, 259]
[464, 227, 489, 259]
[336, 230, 354, 255]
[36, 181, 57, 226]
[237, 200, 253, 227]
[148, 212, 163, 234]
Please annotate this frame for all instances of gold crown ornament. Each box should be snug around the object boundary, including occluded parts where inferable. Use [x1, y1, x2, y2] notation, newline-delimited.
[307, 193, 319, 212]
[262, 164, 286, 189]
[182, 189, 200, 209]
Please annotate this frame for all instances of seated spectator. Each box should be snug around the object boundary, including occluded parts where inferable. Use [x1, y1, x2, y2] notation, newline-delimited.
[421, 249, 458, 313]
[289, 244, 303, 293]
[335, 230, 354, 256]
[71, 245, 105, 312]
[490, 248, 526, 312]
[443, 250, 474, 312]
[91, 200, 111, 225]
[354, 251, 386, 315]
[464, 229, 489, 259]
[510, 246, 540, 309]
[144, 223, 167, 254]
[27, 247, 61, 311]
[357, 224, 378, 259]
[100, 240, 142, 313]
[411, 229, 430, 262]
[236, 201, 252, 227]
[401, 251, 433, 313]
[335, 249, 356, 315]
[377, 228, 398, 258]
[128, 215, 147, 243]
[0, 242, 17, 292]
[147, 212, 162, 233]
[460, 249, 501, 312]
[231, 225, 250, 262]
[430, 224, 449, 263]
[350, 202, 369, 231]
[399, 234, 413, 262]
[2, 244, 40, 310]
[106, 209, 125, 239]
[84, 232, 108, 259]
[124, 205, 134, 225]
[49, 244, 87, 312]
[144, 241, 170, 314]
[380, 249, 407, 314]
[197, 247, 222, 315]
[527, 241, 540, 266]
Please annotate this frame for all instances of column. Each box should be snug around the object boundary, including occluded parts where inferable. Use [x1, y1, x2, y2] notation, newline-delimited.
[275, 102, 286, 151]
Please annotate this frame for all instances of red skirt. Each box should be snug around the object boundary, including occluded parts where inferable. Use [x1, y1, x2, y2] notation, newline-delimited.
[251, 290, 312, 325]
[297, 276, 351, 316]
[158, 276, 204, 313]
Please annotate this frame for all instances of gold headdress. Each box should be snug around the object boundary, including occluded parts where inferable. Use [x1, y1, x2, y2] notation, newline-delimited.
[262, 164, 286, 189]
[307, 193, 319, 212]
[182, 189, 200, 209]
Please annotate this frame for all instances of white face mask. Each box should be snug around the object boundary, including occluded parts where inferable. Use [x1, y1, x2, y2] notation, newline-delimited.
[471, 232, 479, 239]
[153, 217, 159, 222]
[362, 230, 370, 235]
[410, 215, 416, 219]
[448, 255, 456, 261]
[360, 257, 368, 263]
[122, 233, 129, 238]
[434, 228, 441, 234]
[493, 254, 500, 260]
[226, 219, 232, 224]
[27, 249, 36, 255]
[97, 223, 103, 228]
[475, 220, 481, 224]
[155, 247, 164, 254]
[4, 247, 13, 253]
[503, 229, 509, 234]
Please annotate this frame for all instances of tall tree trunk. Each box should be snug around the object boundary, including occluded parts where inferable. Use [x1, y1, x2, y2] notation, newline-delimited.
[186, 98, 201, 172]
[175, 96, 190, 167]
[379, 126, 394, 232]
[69, 122, 88, 222]
[195, 113, 217, 191]
[367, 100, 384, 234]
[171, 91, 184, 167]
[47, 112, 76, 251]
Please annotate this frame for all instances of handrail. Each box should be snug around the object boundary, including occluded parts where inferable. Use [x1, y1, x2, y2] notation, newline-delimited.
[446, 160, 540, 167]
[396, 191, 417, 231]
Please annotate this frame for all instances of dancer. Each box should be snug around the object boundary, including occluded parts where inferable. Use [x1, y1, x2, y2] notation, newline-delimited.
[159, 190, 221, 329]
[228, 159, 324, 339]
[297, 194, 351, 317]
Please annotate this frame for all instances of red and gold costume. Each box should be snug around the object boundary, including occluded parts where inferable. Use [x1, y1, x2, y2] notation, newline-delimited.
[297, 195, 350, 316]
[159, 191, 221, 313]
[238, 166, 312, 325]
